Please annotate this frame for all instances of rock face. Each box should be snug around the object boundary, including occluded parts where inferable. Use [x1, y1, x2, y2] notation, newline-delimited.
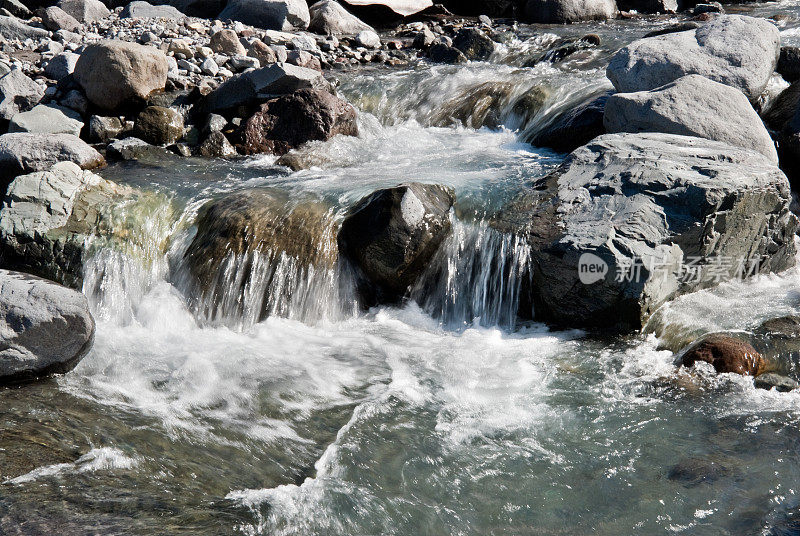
[522, 0, 618, 23]
[9, 104, 84, 137]
[338, 183, 455, 303]
[0, 70, 44, 123]
[121, 1, 187, 18]
[0, 162, 127, 287]
[0, 133, 104, 190]
[0, 270, 95, 385]
[133, 105, 184, 145]
[604, 75, 778, 163]
[492, 133, 797, 330]
[57, 0, 110, 22]
[309, 0, 374, 35]
[679, 334, 765, 375]
[238, 88, 358, 155]
[527, 90, 609, 153]
[203, 63, 326, 113]
[218, 0, 310, 31]
[74, 40, 169, 111]
[606, 15, 779, 101]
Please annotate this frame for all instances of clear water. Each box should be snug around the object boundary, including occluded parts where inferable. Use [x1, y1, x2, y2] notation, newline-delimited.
[4, 7, 800, 535]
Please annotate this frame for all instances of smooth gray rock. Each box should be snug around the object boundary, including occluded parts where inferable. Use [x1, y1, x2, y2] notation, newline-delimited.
[309, 0, 373, 36]
[606, 15, 779, 101]
[355, 29, 380, 49]
[0, 133, 104, 188]
[218, 0, 311, 31]
[44, 51, 80, 81]
[338, 183, 455, 303]
[121, 0, 186, 18]
[604, 75, 778, 163]
[42, 6, 81, 32]
[88, 115, 124, 142]
[522, 0, 617, 23]
[755, 373, 799, 392]
[56, 0, 110, 22]
[0, 70, 43, 122]
[9, 104, 84, 137]
[492, 133, 797, 330]
[203, 63, 327, 113]
[0, 15, 49, 40]
[0, 269, 94, 385]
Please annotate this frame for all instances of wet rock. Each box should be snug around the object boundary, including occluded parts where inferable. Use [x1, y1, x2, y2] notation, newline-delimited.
[778, 47, 800, 83]
[604, 75, 778, 163]
[428, 43, 467, 64]
[209, 29, 246, 56]
[0, 16, 50, 40]
[0, 70, 44, 123]
[492, 133, 797, 330]
[121, 0, 186, 18]
[679, 334, 765, 375]
[9, 104, 84, 137]
[133, 105, 184, 145]
[203, 113, 228, 134]
[57, 0, 109, 22]
[412, 26, 435, 49]
[88, 115, 124, 142]
[238, 88, 358, 155]
[527, 34, 600, 66]
[44, 51, 79, 81]
[434, 81, 514, 129]
[755, 373, 798, 392]
[522, 0, 617, 23]
[452, 28, 495, 61]
[338, 182, 455, 303]
[309, 0, 373, 36]
[667, 458, 729, 487]
[0, 270, 94, 386]
[203, 63, 327, 113]
[606, 15, 779, 101]
[106, 137, 172, 160]
[756, 315, 800, 339]
[0, 133, 104, 191]
[218, 0, 311, 31]
[198, 130, 237, 157]
[617, 0, 676, 12]
[42, 6, 81, 32]
[74, 40, 169, 111]
[527, 91, 608, 153]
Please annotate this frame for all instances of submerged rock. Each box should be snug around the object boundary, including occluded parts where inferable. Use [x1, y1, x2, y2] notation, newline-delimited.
[433, 81, 515, 129]
[667, 458, 729, 487]
[0, 270, 95, 386]
[522, 0, 618, 23]
[527, 90, 608, 153]
[493, 133, 797, 330]
[679, 334, 765, 375]
[338, 183, 455, 304]
[238, 88, 358, 155]
[754, 373, 798, 392]
[606, 15, 779, 101]
[218, 0, 311, 31]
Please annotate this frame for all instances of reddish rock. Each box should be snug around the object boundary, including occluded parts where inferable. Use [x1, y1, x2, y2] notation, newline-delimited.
[680, 334, 765, 376]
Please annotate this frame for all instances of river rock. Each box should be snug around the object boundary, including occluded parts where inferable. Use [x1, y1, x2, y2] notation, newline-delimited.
[604, 75, 778, 163]
[238, 88, 358, 155]
[209, 29, 246, 55]
[57, 0, 110, 22]
[756, 315, 800, 339]
[0, 70, 44, 123]
[203, 63, 327, 113]
[106, 137, 172, 160]
[88, 115, 124, 142]
[679, 334, 765, 375]
[133, 105, 184, 145]
[527, 91, 608, 153]
[198, 131, 237, 157]
[0, 270, 94, 385]
[0, 133, 104, 191]
[606, 15, 779, 101]
[754, 373, 798, 392]
[0, 15, 50, 40]
[121, 1, 186, 18]
[522, 0, 618, 23]
[44, 51, 80, 81]
[492, 133, 797, 329]
[8, 105, 84, 137]
[452, 28, 495, 61]
[218, 0, 310, 31]
[74, 40, 169, 111]
[439, 0, 514, 16]
[309, 0, 373, 36]
[42, 6, 81, 32]
[429, 43, 467, 64]
[338, 183, 455, 303]
[616, 0, 676, 12]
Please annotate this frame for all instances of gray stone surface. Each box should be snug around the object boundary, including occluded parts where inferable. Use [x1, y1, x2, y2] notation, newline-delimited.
[121, 0, 186, 18]
[340, 0, 432, 16]
[0, 16, 49, 40]
[492, 133, 798, 330]
[0, 70, 43, 122]
[106, 136, 172, 160]
[42, 6, 81, 32]
[0, 269, 94, 385]
[606, 15, 779, 101]
[522, 0, 617, 23]
[0, 133, 104, 187]
[309, 0, 373, 35]
[755, 373, 799, 392]
[57, 0, 110, 22]
[44, 51, 80, 81]
[9, 104, 84, 137]
[218, 0, 311, 31]
[604, 75, 778, 163]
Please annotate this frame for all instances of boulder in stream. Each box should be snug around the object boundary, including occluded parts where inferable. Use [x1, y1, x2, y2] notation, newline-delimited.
[679, 334, 765, 376]
[754, 373, 798, 392]
[133, 105, 185, 146]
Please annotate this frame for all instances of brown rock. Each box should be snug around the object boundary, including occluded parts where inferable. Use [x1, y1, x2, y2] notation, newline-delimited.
[133, 106, 184, 145]
[209, 29, 246, 56]
[247, 39, 277, 66]
[680, 334, 765, 375]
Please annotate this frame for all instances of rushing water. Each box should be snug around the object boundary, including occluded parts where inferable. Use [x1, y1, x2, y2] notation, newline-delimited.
[5, 6, 800, 535]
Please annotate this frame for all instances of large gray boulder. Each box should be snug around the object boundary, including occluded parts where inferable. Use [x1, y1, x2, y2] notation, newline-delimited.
[203, 63, 327, 113]
[522, 0, 618, 23]
[604, 75, 778, 164]
[0, 16, 49, 40]
[493, 133, 797, 330]
[0, 133, 104, 189]
[338, 183, 455, 304]
[0, 70, 44, 123]
[74, 40, 169, 111]
[309, 0, 373, 35]
[121, 1, 186, 18]
[218, 0, 310, 31]
[9, 104, 84, 137]
[606, 15, 779, 101]
[56, 0, 110, 22]
[42, 6, 81, 32]
[0, 270, 94, 385]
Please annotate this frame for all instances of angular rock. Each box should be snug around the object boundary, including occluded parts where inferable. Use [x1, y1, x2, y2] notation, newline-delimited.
[492, 133, 797, 329]
[209, 28, 246, 55]
[755, 373, 798, 392]
[679, 334, 765, 375]
[309, 0, 373, 36]
[203, 63, 327, 113]
[606, 15, 779, 101]
[218, 0, 311, 31]
[57, 0, 110, 22]
[428, 43, 467, 64]
[44, 51, 80, 81]
[604, 75, 778, 163]
[198, 131, 237, 157]
[338, 182, 455, 303]
[522, 0, 617, 23]
[121, 0, 186, 18]
[452, 28, 495, 61]
[88, 115, 124, 142]
[247, 39, 278, 65]
[238, 88, 358, 155]
[9, 104, 84, 137]
[42, 6, 81, 32]
[74, 40, 169, 111]
[0, 270, 94, 385]
[0, 15, 50, 40]
[133, 105, 184, 145]
[0, 70, 44, 122]
[412, 27, 435, 49]
[0, 133, 104, 191]
[527, 90, 608, 153]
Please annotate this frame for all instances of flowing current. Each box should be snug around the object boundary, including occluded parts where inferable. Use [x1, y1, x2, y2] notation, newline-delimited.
[6, 8, 800, 535]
